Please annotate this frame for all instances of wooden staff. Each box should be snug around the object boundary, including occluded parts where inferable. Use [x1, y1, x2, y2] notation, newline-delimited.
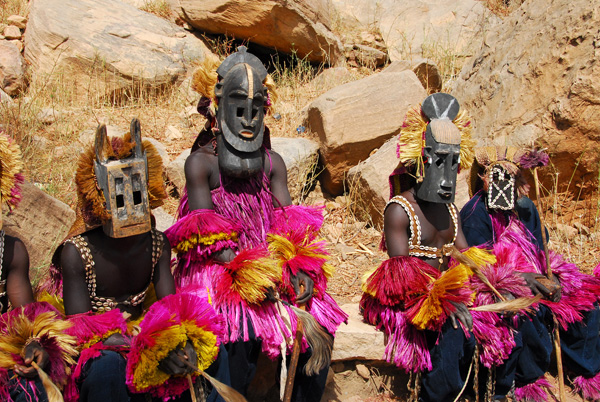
[533, 167, 566, 402]
[283, 285, 305, 402]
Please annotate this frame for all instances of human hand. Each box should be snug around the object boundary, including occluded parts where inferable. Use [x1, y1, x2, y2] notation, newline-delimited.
[290, 271, 314, 305]
[14, 339, 49, 378]
[449, 301, 473, 331]
[520, 272, 561, 302]
[158, 340, 198, 376]
[214, 248, 236, 263]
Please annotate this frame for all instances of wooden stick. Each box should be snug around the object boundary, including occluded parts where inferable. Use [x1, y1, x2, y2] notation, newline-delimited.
[533, 167, 566, 402]
[283, 285, 305, 402]
[187, 374, 198, 402]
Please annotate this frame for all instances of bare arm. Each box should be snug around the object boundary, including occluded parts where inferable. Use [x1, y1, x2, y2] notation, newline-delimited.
[5, 236, 34, 308]
[153, 233, 176, 300]
[383, 204, 410, 258]
[269, 151, 292, 208]
[454, 205, 469, 250]
[61, 243, 93, 316]
[184, 151, 215, 211]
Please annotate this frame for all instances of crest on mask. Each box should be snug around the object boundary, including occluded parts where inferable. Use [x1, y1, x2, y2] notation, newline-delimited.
[214, 46, 268, 178]
[94, 119, 151, 238]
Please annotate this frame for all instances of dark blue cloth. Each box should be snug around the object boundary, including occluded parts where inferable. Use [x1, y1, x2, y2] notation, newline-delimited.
[8, 371, 48, 402]
[420, 321, 476, 402]
[226, 317, 329, 402]
[460, 193, 546, 251]
[560, 304, 600, 377]
[79, 349, 230, 402]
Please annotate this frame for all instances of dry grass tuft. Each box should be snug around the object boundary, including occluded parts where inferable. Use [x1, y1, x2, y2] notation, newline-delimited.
[139, 0, 173, 20]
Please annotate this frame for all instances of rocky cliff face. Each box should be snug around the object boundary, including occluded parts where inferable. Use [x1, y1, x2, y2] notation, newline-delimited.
[452, 0, 600, 195]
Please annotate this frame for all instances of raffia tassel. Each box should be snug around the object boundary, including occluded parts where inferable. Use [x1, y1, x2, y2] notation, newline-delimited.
[31, 361, 64, 402]
[470, 294, 541, 313]
[450, 246, 505, 302]
[286, 304, 333, 376]
[179, 358, 247, 402]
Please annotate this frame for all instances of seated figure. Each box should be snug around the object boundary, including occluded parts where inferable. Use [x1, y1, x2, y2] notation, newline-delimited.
[165, 46, 347, 401]
[0, 131, 77, 402]
[461, 146, 600, 401]
[43, 120, 228, 402]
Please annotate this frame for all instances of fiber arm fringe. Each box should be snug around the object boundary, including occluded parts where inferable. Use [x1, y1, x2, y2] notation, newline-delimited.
[362, 255, 472, 331]
[165, 208, 239, 257]
[126, 293, 222, 401]
[0, 302, 78, 392]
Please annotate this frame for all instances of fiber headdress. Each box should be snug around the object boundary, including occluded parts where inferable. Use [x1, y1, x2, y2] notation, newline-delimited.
[71, 123, 167, 236]
[0, 132, 24, 211]
[390, 96, 475, 197]
[468, 146, 549, 198]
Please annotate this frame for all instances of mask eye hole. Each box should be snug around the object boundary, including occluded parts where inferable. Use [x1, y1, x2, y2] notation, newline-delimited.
[435, 156, 444, 167]
[133, 191, 142, 205]
[116, 194, 124, 208]
[237, 107, 244, 117]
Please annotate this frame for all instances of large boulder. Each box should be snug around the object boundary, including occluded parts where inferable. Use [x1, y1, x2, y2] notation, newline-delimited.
[271, 137, 319, 201]
[3, 182, 75, 274]
[305, 70, 426, 195]
[0, 40, 27, 96]
[331, 0, 497, 61]
[452, 0, 600, 195]
[24, 0, 210, 100]
[169, 0, 344, 65]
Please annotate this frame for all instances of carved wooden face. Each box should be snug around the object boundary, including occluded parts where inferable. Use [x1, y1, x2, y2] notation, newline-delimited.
[416, 127, 460, 204]
[487, 164, 516, 210]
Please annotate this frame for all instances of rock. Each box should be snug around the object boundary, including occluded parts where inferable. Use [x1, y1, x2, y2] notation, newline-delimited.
[166, 149, 191, 192]
[152, 207, 175, 232]
[383, 59, 443, 94]
[7, 15, 27, 30]
[0, 40, 27, 96]
[169, 0, 344, 65]
[3, 181, 76, 271]
[355, 363, 370, 380]
[573, 222, 590, 236]
[3, 25, 21, 40]
[9, 39, 23, 53]
[0, 87, 13, 104]
[452, 0, 600, 197]
[165, 125, 183, 141]
[332, 303, 386, 361]
[347, 44, 387, 67]
[145, 137, 170, 167]
[331, 0, 496, 61]
[25, 0, 211, 101]
[554, 223, 578, 239]
[37, 107, 61, 124]
[305, 70, 426, 195]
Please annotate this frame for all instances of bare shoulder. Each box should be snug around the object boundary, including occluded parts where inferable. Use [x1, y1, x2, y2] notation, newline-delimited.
[60, 241, 85, 275]
[185, 147, 216, 177]
[266, 149, 287, 172]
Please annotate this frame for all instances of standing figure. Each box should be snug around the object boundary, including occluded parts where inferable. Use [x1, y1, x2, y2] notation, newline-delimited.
[165, 47, 347, 401]
[361, 93, 484, 402]
[461, 146, 600, 401]
[44, 120, 225, 402]
[0, 131, 77, 402]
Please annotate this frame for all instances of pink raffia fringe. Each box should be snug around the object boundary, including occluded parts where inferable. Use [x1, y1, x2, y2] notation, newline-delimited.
[271, 205, 325, 239]
[515, 377, 553, 402]
[572, 371, 600, 401]
[126, 293, 223, 401]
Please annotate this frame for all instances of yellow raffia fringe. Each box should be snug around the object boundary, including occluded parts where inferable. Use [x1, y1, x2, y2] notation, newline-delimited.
[131, 325, 188, 391]
[230, 255, 281, 305]
[397, 106, 475, 179]
[268, 234, 334, 280]
[459, 247, 496, 276]
[182, 321, 219, 372]
[37, 292, 66, 316]
[0, 133, 24, 208]
[411, 265, 471, 330]
[0, 310, 78, 384]
[174, 232, 238, 254]
[360, 266, 379, 297]
[81, 329, 122, 350]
